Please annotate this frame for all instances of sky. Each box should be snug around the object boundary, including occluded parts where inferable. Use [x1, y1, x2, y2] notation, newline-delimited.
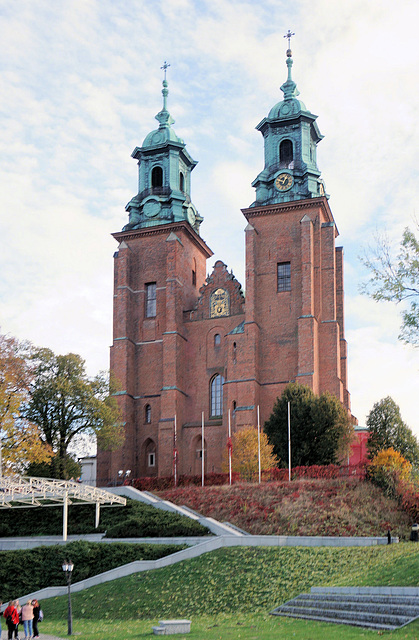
[0, 0, 418, 438]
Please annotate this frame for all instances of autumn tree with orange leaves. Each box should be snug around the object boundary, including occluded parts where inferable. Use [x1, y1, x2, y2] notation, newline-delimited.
[222, 426, 277, 481]
[0, 333, 52, 475]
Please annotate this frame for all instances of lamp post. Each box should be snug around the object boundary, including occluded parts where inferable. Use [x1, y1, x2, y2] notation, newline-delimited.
[62, 560, 74, 635]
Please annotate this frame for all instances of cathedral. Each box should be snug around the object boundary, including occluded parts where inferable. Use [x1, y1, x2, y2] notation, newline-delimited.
[97, 42, 353, 484]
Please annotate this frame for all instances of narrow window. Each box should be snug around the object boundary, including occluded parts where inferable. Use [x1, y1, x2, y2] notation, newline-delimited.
[192, 258, 196, 286]
[280, 139, 293, 167]
[210, 374, 224, 417]
[232, 400, 237, 411]
[146, 282, 157, 317]
[145, 404, 151, 423]
[214, 333, 221, 347]
[179, 171, 185, 192]
[277, 262, 291, 292]
[151, 166, 163, 188]
[148, 452, 155, 467]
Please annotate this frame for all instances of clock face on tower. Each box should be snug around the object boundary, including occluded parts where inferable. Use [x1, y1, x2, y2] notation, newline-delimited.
[275, 172, 294, 192]
[210, 288, 229, 318]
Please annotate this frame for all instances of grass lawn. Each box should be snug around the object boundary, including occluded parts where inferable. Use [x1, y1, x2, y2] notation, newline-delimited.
[39, 543, 419, 639]
[40, 614, 419, 639]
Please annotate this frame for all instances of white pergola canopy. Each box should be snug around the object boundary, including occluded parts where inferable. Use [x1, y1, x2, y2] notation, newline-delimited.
[0, 476, 126, 540]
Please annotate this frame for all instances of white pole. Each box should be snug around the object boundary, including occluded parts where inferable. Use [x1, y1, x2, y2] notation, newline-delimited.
[63, 491, 68, 542]
[95, 502, 100, 529]
[201, 411, 205, 487]
[257, 405, 261, 484]
[228, 409, 232, 485]
[288, 401, 291, 482]
[174, 414, 177, 487]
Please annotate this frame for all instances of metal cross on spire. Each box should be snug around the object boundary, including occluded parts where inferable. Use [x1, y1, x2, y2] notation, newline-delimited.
[161, 61, 170, 81]
[284, 29, 295, 54]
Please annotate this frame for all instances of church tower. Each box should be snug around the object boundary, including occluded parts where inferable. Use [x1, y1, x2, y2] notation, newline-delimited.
[241, 31, 351, 422]
[98, 66, 213, 483]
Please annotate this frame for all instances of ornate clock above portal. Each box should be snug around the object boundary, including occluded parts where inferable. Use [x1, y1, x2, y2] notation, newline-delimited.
[210, 288, 230, 318]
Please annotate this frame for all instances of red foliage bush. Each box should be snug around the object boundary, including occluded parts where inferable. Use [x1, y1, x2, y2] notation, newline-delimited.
[132, 464, 366, 491]
[395, 479, 419, 522]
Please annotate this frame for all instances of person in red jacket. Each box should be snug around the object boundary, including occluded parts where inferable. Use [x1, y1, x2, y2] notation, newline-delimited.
[3, 600, 19, 640]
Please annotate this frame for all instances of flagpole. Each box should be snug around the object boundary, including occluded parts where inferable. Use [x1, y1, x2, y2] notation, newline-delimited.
[257, 405, 261, 484]
[174, 414, 177, 487]
[201, 411, 205, 487]
[228, 409, 232, 486]
[288, 401, 291, 482]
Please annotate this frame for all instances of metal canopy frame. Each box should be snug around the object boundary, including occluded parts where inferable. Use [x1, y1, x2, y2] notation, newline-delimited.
[0, 476, 126, 541]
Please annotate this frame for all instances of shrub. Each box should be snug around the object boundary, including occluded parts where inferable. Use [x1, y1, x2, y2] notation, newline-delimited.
[368, 448, 412, 496]
[0, 498, 210, 538]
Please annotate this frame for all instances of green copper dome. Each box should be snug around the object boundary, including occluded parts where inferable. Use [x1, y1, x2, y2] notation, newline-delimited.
[250, 37, 326, 207]
[123, 64, 202, 234]
[142, 79, 184, 147]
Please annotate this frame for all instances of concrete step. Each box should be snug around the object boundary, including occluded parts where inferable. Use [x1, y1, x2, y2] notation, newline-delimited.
[294, 594, 419, 615]
[300, 593, 419, 608]
[271, 592, 419, 630]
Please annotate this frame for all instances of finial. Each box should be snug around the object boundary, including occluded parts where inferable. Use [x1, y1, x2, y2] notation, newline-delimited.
[283, 29, 295, 57]
[280, 30, 299, 101]
[156, 61, 175, 128]
[161, 61, 170, 82]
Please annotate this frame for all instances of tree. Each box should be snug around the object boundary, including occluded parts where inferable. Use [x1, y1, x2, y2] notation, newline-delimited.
[360, 222, 419, 345]
[264, 383, 354, 467]
[24, 348, 124, 479]
[0, 333, 53, 474]
[222, 427, 277, 481]
[366, 396, 419, 465]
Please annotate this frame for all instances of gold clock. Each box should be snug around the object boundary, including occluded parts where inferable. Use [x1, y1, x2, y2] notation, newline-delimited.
[210, 288, 229, 318]
[275, 173, 294, 192]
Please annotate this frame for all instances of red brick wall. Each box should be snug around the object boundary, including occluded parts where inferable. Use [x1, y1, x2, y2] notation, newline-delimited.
[97, 198, 353, 485]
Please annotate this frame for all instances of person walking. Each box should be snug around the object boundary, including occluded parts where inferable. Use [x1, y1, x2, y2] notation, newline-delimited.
[14, 600, 21, 640]
[3, 601, 19, 640]
[31, 600, 41, 639]
[21, 601, 33, 640]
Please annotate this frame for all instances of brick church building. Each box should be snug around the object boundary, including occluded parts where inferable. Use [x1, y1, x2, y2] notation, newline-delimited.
[97, 45, 353, 484]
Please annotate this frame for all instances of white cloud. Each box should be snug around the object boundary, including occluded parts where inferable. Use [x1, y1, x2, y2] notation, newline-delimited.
[1, 0, 418, 440]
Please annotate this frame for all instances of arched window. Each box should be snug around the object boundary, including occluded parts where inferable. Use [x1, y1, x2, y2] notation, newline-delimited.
[214, 333, 221, 347]
[145, 404, 151, 423]
[280, 139, 293, 167]
[179, 171, 185, 192]
[151, 166, 163, 188]
[210, 374, 224, 417]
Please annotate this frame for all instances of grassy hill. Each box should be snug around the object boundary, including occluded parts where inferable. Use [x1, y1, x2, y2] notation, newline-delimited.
[37, 542, 419, 640]
[157, 478, 413, 538]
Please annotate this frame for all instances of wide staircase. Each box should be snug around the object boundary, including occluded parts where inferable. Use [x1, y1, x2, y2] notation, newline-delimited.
[270, 587, 419, 630]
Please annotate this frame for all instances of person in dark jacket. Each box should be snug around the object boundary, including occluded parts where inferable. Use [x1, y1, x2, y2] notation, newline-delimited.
[3, 600, 19, 640]
[32, 599, 41, 639]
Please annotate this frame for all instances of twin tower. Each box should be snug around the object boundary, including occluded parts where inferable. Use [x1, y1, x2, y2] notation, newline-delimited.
[97, 47, 352, 484]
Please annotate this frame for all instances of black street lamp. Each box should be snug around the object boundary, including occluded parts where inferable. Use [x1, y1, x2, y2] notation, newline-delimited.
[62, 559, 74, 635]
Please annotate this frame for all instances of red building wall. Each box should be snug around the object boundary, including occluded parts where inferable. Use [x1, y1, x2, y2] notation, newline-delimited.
[97, 194, 353, 485]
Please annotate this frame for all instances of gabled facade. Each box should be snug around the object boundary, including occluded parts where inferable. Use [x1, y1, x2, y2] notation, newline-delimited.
[97, 46, 353, 485]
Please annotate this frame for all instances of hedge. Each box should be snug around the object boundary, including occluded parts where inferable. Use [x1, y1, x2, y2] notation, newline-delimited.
[0, 540, 185, 601]
[0, 498, 211, 538]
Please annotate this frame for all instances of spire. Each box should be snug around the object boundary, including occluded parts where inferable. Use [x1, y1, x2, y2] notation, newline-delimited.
[155, 61, 174, 127]
[280, 29, 299, 101]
